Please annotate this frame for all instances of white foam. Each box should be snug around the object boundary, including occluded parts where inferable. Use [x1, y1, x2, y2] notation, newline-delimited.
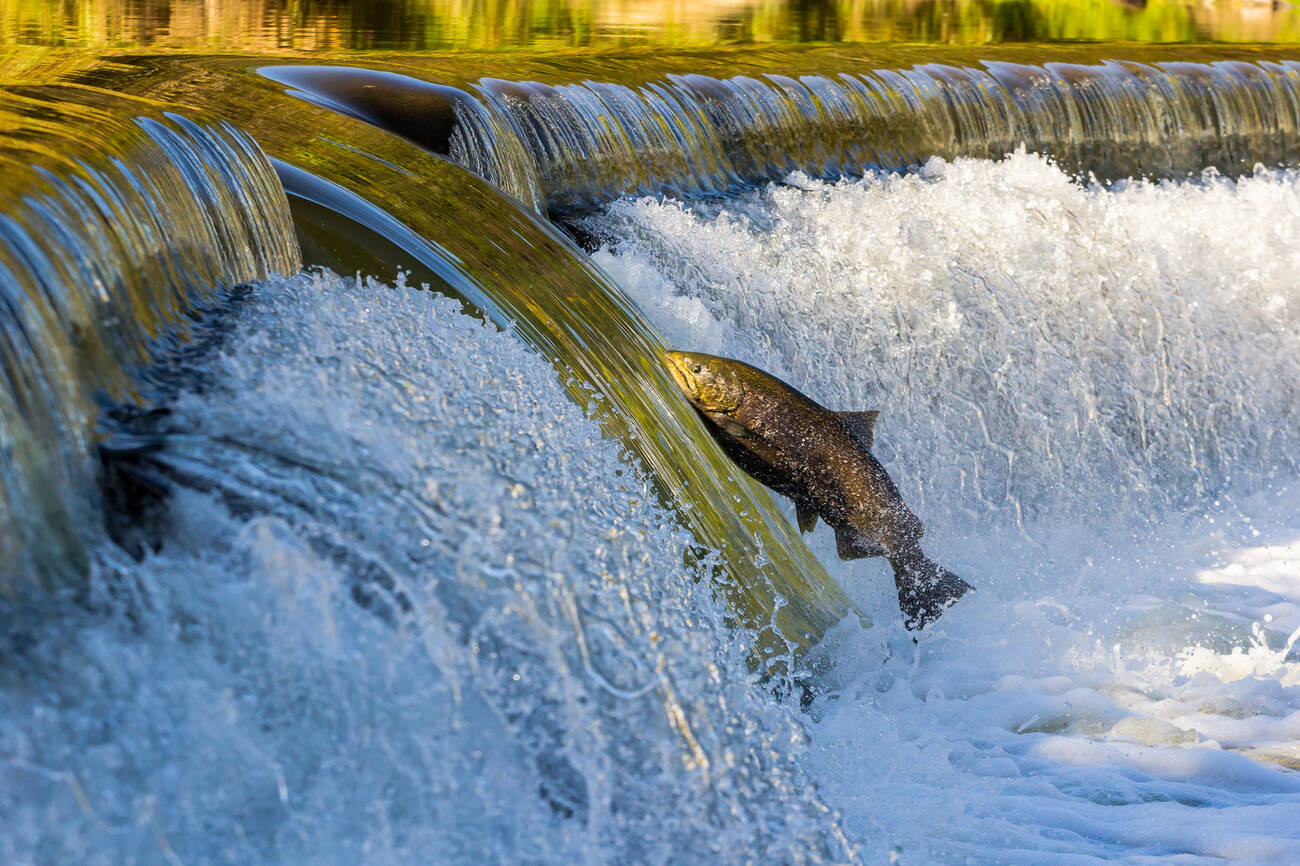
[589, 154, 1300, 861]
[0, 270, 849, 864]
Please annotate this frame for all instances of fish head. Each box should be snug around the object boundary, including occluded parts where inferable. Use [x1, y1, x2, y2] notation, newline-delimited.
[664, 351, 744, 414]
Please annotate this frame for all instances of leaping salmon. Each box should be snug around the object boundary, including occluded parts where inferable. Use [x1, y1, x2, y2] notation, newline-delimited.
[665, 350, 973, 630]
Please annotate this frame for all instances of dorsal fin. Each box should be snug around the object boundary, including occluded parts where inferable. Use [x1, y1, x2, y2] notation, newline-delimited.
[837, 410, 880, 451]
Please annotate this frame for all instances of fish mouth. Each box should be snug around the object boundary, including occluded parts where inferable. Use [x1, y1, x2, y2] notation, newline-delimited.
[663, 352, 696, 397]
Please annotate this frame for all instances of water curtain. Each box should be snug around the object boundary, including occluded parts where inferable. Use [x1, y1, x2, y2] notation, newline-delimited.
[271, 59, 1300, 214]
[0, 87, 300, 589]
[477, 59, 1300, 211]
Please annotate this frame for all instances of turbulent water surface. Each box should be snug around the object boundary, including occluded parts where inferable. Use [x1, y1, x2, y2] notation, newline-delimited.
[2, 272, 851, 864]
[1, 21, 1300, 866]
[587, 154, 1300, 860]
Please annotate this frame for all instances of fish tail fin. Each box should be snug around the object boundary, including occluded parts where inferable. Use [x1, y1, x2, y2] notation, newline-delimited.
[889, 549, 974, 631]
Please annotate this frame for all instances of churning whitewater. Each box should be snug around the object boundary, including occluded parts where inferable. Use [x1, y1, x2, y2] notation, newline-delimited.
[587, 152, 1300, 862]
[0, 272, 852, 865]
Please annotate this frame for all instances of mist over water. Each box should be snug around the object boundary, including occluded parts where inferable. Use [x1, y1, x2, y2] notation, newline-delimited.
[586, 154, 1300, 861]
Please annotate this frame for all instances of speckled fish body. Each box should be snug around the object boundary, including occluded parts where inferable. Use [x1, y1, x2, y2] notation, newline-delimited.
[665, 350, 972, 629]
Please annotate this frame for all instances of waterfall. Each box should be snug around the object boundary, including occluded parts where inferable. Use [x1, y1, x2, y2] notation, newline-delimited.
[265, 59, 1300, 214]
[0, 88, 301, 590]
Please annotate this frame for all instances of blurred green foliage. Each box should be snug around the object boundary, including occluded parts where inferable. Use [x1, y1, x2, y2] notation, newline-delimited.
[4, 0, 1300, 52]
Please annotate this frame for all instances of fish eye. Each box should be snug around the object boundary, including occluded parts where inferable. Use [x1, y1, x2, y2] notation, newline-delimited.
[691, 364, 702, 373]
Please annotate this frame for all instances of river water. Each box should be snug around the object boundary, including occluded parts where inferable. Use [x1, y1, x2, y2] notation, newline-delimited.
[589, 154, 1300, 860]
[2, 5, 1300, 864]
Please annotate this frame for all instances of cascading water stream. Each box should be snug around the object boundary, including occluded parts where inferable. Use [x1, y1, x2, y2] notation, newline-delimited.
[238, 54, 1300, 665]
[0, 86, 300, 590]
[0, 270, 855, 866]
[266, 58, 1300, 214]
[587, 153, 1300, 542]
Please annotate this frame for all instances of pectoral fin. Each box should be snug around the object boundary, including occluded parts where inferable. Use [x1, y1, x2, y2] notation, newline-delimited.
[795, 499, 818, 534]
[837, 410, 880, 450]
[835, 528, 884, 560]
[716, 416, 753, 440]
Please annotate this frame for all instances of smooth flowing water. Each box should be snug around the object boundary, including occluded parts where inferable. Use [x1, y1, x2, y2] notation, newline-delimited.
[2, 12, 1300, 865]
[0, 87, 298, 590]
